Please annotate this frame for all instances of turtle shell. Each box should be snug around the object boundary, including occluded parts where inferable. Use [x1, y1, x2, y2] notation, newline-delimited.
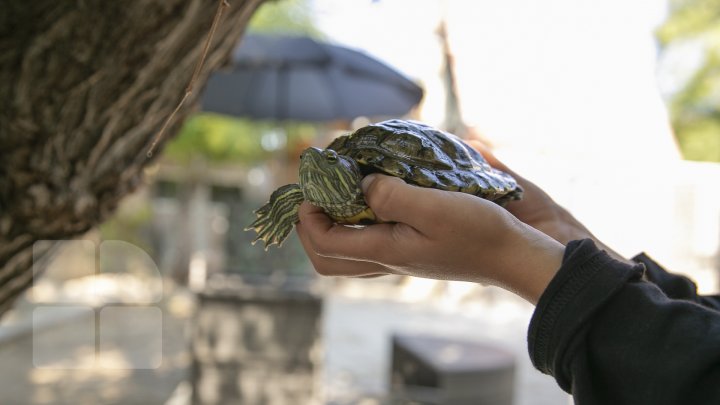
[326, 119, 522, 203]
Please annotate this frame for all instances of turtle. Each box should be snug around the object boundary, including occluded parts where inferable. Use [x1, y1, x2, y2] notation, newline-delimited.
[246, 119, 523, 249]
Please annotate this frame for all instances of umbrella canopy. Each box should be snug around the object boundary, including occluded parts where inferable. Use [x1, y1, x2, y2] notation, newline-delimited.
[201, 34, 424, 121]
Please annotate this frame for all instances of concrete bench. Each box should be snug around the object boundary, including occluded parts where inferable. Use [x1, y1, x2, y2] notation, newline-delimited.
[390, 334, 515, 405]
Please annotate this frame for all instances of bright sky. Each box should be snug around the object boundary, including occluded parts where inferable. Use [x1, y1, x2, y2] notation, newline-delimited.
[312, 0, 678, 163]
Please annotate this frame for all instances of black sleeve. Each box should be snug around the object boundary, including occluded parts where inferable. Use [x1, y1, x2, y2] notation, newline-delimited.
[528, 239, 720, 405]
[633, 252, 720, 310]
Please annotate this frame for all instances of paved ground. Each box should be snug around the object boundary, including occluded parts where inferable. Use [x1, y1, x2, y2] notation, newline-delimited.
[0, 278, 569, 405]
[0, 292, 192, 405]
[321, 278, 569, 405]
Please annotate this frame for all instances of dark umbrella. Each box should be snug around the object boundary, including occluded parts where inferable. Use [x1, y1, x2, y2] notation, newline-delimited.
[201, 34, 424, 121]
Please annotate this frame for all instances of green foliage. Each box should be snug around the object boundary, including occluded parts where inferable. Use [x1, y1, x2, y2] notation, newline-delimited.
[658, 0, 720, 162]
[657, 0, 720, 45]
[675, 119, 720, 161]
[164, 113, 318, 164]
[165, 114, 269, 163]
[164, 0, 321, 164]
[248, 0, 322, 37]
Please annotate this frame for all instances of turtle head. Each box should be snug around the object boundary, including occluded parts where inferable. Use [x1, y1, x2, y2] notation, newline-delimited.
[299, 147, 363, 211]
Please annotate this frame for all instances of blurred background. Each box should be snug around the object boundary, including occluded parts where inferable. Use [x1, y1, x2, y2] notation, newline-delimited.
[1, 0, 718, 404]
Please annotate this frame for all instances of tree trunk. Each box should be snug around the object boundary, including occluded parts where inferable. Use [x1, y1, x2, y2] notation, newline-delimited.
[0, 0, 264, 317]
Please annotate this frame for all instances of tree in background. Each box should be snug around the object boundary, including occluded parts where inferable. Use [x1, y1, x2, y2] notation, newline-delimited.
[166, 0, 321, 165]
[0, 0, 266, 317]
[657, 0, 720, 162]
[161, 0, 323, 279]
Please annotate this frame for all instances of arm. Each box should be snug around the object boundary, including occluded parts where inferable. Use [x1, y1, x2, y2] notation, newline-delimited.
[465, 140, 630, 263]
[531, 239, 720, 404]
[633, 252, 720, 310]
[477, 139, 720, 309]
[477, 143, 720, 402]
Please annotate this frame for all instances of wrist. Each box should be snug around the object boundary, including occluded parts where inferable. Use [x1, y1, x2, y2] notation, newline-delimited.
[558, 215, 630, 264]
[500, 223, 565, 304]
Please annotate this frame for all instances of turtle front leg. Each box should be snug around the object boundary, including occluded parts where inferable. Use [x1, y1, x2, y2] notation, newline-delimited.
[245, 184, 305, 249]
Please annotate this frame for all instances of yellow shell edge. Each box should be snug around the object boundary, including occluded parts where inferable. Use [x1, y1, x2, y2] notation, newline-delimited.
[332, 207, 377, 224]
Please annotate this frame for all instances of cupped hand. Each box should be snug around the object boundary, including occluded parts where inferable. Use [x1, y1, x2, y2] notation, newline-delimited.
[296, 174, 564, 304]
[467, 141, 585, 245]
[467, 141, 627, 262]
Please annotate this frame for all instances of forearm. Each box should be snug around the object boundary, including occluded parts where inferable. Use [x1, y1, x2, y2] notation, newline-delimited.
[529, 239, 720, 404]
[498, 220, 565, 305]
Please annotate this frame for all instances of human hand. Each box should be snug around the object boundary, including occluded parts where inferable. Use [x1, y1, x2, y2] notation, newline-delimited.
[466, 140, 627, 262]
[296, 174, 564, 304]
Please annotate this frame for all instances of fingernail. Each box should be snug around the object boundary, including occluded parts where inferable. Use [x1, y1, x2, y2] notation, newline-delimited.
[360, 174, 377, 194]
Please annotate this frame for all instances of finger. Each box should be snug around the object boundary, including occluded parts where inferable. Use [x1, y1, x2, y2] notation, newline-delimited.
[360, 174, 449, 232]
[298, 200, 333, 227]
[466, 140, 515, 176]
[466, 140, 543, 197]
[465, 141, 559, 220]
[304, 245, 389, 277]
[296, 202, 396, 275]
[298, 201, 423, 265]
[297, 227, 389, 277]
[464, 127, 495, 148]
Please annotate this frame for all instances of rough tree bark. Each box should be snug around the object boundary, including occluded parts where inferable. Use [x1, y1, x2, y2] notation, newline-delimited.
[0, 0, 264, 317]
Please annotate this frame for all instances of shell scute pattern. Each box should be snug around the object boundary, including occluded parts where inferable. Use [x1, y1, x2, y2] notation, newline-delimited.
[329, 120, 520, 199]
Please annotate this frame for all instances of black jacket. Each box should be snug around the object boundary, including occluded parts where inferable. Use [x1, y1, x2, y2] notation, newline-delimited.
[528, 239, 720, 404]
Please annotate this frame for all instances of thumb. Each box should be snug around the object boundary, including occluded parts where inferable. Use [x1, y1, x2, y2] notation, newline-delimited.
[360, 173, 445, 230]
[466, 140, 513, 175]
[466, 140, 533, 192]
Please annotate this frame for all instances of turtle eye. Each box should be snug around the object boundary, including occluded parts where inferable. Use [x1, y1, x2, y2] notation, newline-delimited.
[324, 150, 338, 163]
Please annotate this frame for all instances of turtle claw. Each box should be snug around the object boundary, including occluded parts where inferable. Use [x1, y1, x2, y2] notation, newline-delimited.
[246, 184, 305, 249]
